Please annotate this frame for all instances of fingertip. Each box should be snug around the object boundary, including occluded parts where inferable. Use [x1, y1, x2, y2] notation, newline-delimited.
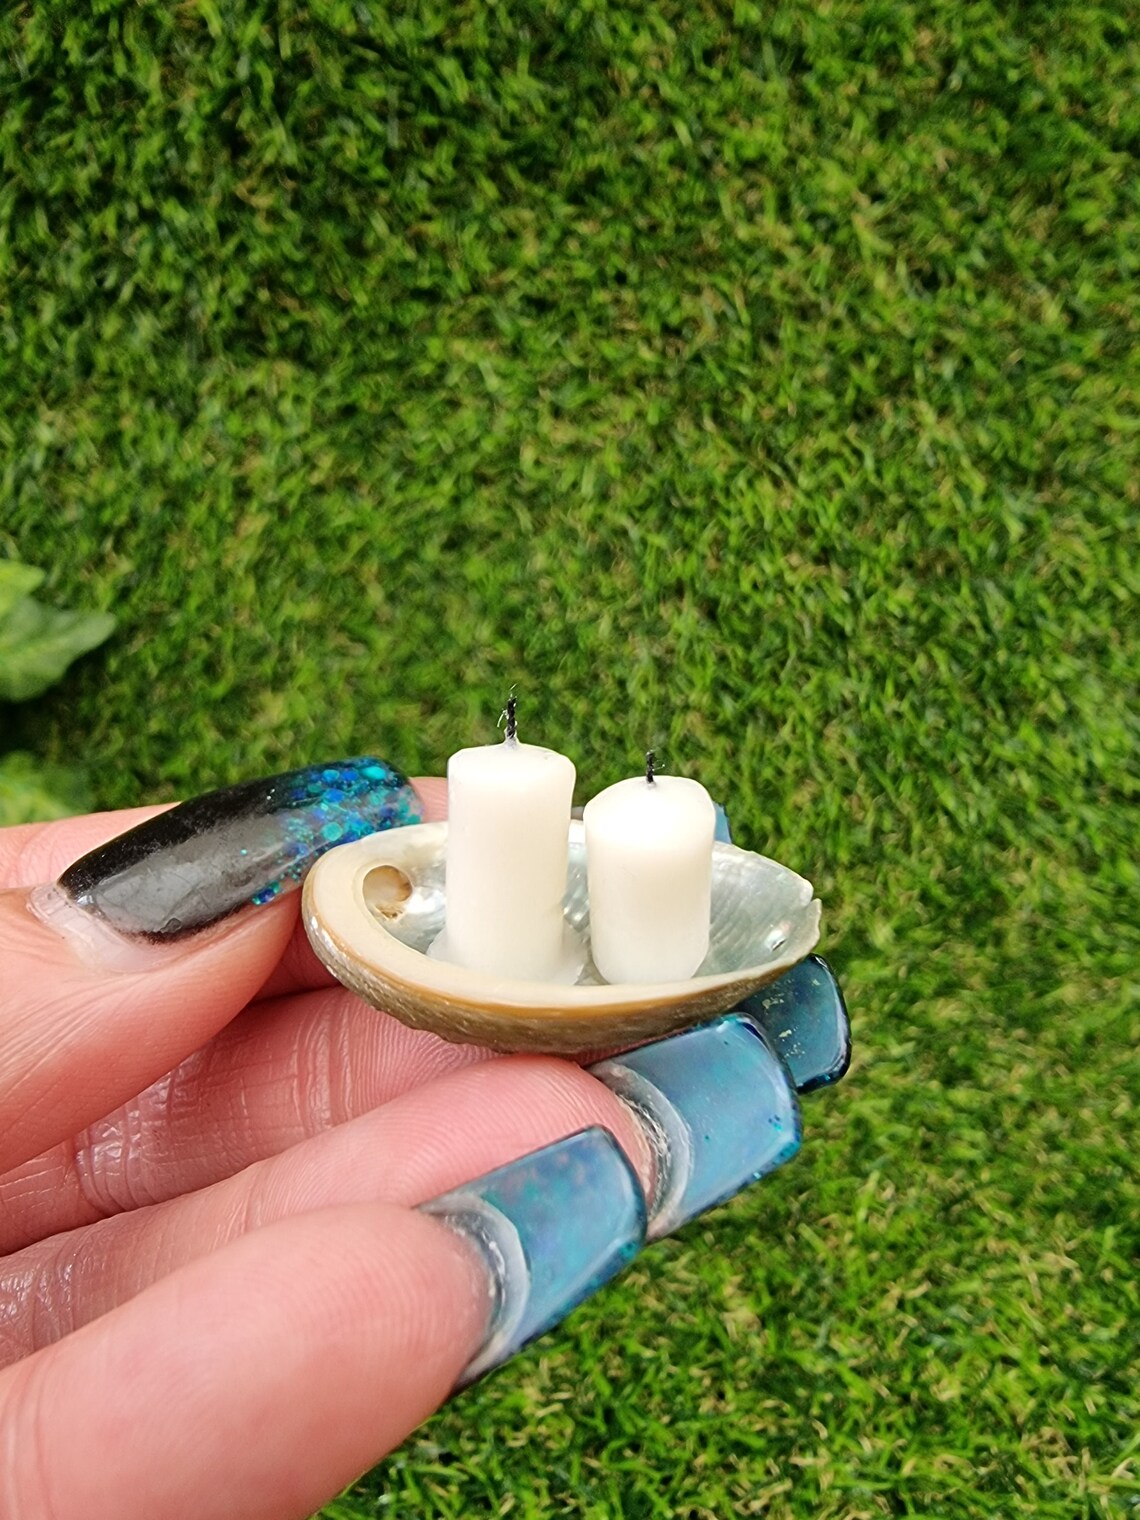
[23, 881, 298, 977]
[411, 777, 448, 821]
[0, 1204, 492, 1520]
[0, 887, 300, 1173]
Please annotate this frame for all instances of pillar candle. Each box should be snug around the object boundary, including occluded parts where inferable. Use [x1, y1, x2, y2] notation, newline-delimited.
[437, 701, 577, 981]
[583, 755, 716, 984]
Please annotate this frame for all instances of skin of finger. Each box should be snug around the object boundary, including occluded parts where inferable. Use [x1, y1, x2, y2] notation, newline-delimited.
[0, 779, 446, 1017]
[0, 1204, 489, 1520]
[0, 890, 298, 1175]
[0, 1055, 654, 1362]
[0, 806, 172, 890]
[0, 989, 497, 1252]
[0, 778, 448, 892]
[252, 912, 345, 1001]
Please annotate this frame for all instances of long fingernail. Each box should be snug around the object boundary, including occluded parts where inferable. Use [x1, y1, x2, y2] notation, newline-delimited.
[420, 1128, 646, 1385]
[591, 1014, 801, 1241]
[51, 758, 421, 940]
[738, 954, 851, 1093]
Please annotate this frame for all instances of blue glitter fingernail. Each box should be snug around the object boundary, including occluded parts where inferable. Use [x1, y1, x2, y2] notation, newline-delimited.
[591, 1014, 801, 1241]
[58, 757, 422, 940]
[421, 1128, 646, 1386]
[737, 954, 852, 1093]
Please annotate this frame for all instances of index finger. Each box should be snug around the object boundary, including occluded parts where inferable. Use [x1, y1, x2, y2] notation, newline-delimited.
[0, 1201, 491, 1520]
[0, 775, 449, 1004]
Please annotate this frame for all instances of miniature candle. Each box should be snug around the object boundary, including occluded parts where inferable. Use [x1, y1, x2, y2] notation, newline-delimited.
[436, 699, 578, 981]
[583, 752, 716, 984]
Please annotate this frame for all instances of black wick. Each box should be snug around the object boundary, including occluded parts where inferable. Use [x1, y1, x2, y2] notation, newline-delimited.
[504, 694, 518, 740]
[645, 749, 656, 785]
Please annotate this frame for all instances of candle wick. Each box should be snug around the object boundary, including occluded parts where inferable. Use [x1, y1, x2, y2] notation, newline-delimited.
[645, 749, 656, 785]
[503, 694, 518, 742]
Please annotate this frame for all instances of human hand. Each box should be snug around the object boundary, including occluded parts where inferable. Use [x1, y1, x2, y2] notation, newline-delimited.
[0, 758, 830, 1519]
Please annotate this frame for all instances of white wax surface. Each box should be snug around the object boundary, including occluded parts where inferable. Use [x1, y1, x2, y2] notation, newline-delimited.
[442, 737, 576, 980]
[583, 774, 716, 984]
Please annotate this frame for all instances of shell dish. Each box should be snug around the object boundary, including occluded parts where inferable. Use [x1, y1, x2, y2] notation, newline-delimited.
[302, 821, 821, 1054]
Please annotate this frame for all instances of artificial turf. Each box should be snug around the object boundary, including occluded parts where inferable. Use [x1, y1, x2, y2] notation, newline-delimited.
[2, 0, 1138, 1514]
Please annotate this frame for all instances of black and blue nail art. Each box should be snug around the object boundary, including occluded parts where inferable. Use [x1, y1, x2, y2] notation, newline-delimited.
[58, 758, 421, 940]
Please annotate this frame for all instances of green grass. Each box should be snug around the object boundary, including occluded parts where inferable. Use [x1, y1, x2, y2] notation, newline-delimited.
[3, 0, 1138, 1514]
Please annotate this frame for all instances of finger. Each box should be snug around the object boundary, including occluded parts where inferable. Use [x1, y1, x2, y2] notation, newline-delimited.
[0, 990, 496, 1251]
[0, 759, 425, 1172]
[0, 1133, 646, 1520]
[0, 1204, 488, 1520]
[0, 1052, 654, 1361]
[0, 773, 444, 1002]
[409, 775, 447, 822]
[0, 949, 847, 1252]
[0, 891, 299, 1176]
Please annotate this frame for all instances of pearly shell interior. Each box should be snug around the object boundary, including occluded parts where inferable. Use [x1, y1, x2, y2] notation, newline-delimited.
[302, 821, 821, 1054]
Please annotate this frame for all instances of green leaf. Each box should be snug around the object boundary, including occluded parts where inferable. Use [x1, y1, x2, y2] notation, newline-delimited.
[0, 596, 116, 702]
[0, 752, 93, 826]
[0, 561, 46, 622]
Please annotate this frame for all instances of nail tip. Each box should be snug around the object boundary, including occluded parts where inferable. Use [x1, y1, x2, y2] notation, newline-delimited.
[595, 1014, 803, 1240]
[26, 883, 187, 970]
[711, 802, 732, 844]
[802, 954, 853, 1090]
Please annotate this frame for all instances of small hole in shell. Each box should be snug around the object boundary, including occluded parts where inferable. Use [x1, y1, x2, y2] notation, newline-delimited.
[764, 925, 788, 953]
[363, 865, 413, 920]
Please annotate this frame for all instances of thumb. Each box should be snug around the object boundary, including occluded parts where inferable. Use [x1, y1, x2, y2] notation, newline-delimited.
[0, 889, 298, 1174]
[0, 758, 426, 1173]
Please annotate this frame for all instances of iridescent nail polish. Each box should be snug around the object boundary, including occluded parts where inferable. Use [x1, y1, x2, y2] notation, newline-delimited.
[591, 1014, 801, 1240]
[420, 1128, 646, 1385]
[738, 954, 851, 1093]
[57, 758, 421, 940]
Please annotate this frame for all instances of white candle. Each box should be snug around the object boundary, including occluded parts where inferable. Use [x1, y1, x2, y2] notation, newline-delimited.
[583, 756, 716, 984]
[436, 702, 578, 981]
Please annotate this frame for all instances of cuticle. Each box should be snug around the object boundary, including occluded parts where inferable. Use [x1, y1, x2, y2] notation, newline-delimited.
[616, 1091, 673, 1219]
[445, 1207, 511, 1339]
[421, 1198, 529, 1385]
